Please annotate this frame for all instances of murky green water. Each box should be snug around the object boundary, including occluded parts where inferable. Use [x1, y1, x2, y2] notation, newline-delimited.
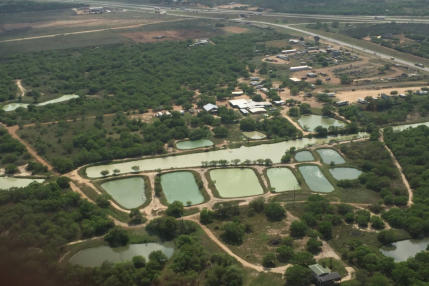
[209, 168, 264, 198]
[0, 177, 44, 190]
[100, 177, 146, 209]
[160, 171, 204, 205]
[329, 167, 362, 180]
[176, 139, 213, 150]
[380, 238, 429, 262]
[86, 133, 368, 178]
[298, 165, 334, 193]
[242, 131, 267, 140]
[69, 243, 174, 267]
[3, 94, 79, 111]
[295, 151, 315, 162]
[391, 121, 429, 132]
[266, 168, 300, 192]
[316, 148, 346, 165]
[298, 115, 345, 131]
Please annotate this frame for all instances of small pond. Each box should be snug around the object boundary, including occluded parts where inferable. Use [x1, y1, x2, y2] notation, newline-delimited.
[176, 139, 214, 150]
[209, 168, 264, 198]
[0, 177, 45, 190]
[69, 243, 174, 267]
[391, 121, 429, 132]
[298, 165, 334, 193]
[160, 171, 204, 205]
[294, 151, 315, 162]
[266, 168, 300, 192]
[242, 131, 267, 140]
[2, 103, 29, 111]
[329, 167, 362, 180]
[100, 177, 146, 209]
[298, 114, 345, 132]
[3, 94, 79, 112]
[317, 148, 346, 165]
[380, 238, 429, 262]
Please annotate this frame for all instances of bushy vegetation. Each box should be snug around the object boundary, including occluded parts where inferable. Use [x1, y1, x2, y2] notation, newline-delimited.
[0, 127, 29, 171]
[0, 1, 83, 14]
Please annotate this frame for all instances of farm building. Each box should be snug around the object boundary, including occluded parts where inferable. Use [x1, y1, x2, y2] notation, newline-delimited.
[335, 100, 349, 107]
[290, 66, 312, 72]
[309, 264, 341, 286]
[289, 39, 300, 44]
[203, 103, 218, 113]
[229, 99, 271, 113]
[282, 49, 297, 54]
[307, 72, 317, 78]
[248, 107, 266, 114]
[289, 77, 301, 82]
[232, 91, 244, 96]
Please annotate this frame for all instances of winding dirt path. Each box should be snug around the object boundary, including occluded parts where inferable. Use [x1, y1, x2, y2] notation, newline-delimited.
[379, 129, 413, 206]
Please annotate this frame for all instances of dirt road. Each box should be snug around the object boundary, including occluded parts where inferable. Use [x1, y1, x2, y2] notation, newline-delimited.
[15, 80, 26, 97]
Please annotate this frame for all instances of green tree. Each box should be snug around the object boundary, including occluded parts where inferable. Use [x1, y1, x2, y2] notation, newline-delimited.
[264, 202, 286, 221]
[200, 208, 214, 225]
[276, 245, 294, 263]
[221, 222, 245, 245]
[285, 265, 313, 286]
[306, 238, 322, 254]
[262, 253, 276, 268]
[290, 221, 308, 238]
[104, 228, 129, 247]
[166, 201, 184, 218]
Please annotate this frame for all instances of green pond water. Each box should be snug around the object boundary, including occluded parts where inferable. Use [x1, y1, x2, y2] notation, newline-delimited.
[160, 171, 204, 205]
[294, 151, 315, 162]
[100, 177, 146, 209]
[329, 167, 362, 180]
[391, 121, 429, 132]
[69, 243, 174, 267]
[176, 139, 213, 150]
[298, 165, 334, 193]
[86, 133, 368, 178]
[267, 168, 300, 192]
[316, 148, 346, 165]
[3, 94, 79, 111]
[0, 177, 45, 190]
[209, 168, 264, 198]
[298, 115, 345, 132]
[380, 238, 429, 262]
[242, 131, 267, 140]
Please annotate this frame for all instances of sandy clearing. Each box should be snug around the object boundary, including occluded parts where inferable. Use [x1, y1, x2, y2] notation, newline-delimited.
[216, 4, 249, 9]
[335, 86, 424, 102]
[121, 29, 214, 43]
[222, 26, 249, 34]
[15, 80, 26, 97]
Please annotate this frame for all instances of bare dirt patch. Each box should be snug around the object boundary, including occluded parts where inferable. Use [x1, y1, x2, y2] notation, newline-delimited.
[122, 29, 213, 43]
[216, 3, 249, 9]
[335, 86, 424, 102]
[222, 26, 249, 34]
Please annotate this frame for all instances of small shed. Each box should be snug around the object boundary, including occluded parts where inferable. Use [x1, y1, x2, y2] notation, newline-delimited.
[309, 264, 341, 286]
[203, 103, 218, 113]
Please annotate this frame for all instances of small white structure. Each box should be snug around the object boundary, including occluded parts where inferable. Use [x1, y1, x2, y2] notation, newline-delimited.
[273, 100, 285, 106]
[240, 108, 249, 115]
[231, 91, 244, 96]
[289, 77, 301, 82]
[290, 66, 312, 72]
[229, 99, 271, 110]
[289, 39, 300, 44]
[282, 49, 297, 54]
[307, 72, 317, 78]
[203, 103, 218, 113]
[248, 107, 266, 114]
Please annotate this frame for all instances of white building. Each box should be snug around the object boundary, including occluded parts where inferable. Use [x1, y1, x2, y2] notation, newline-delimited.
[231, 91, 244, 96]
[282, 49, 297, 54]
[290, 66, 312, 72]
[203, 103, 218, 113]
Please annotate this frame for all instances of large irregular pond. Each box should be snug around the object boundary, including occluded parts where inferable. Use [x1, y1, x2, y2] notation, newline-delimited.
[329, 167, 362, 180]
[316, 148, 346, 165]
[242, 131, 267, 140]
[0, 177, 45, 190]
[298, 115, 345, 132]
[100, 177, 146, 209]
[209, 168, 264, 198]
[298, 165, 334, 193]
[2, 94, 79, 111]
[380, 238, 429, 262]
[69, 243, 174, 267]
[266, 168, 300, 192]
[294, 150, 315, 162]
[86, 133, 368, 178]
[176, 139, 214, 150]
[160, 171, 204, 205]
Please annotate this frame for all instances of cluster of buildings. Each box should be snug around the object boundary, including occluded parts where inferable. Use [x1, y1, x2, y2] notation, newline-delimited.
[228, 98, 272, 114]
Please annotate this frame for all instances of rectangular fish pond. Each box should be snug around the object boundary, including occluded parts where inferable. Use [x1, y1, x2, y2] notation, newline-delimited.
[329, 167, 362, 180]
[176, 139, 214, 150]
[316, 148, 346, 165]
[0, 177, 45, 190]
[160, 171, 205, 205]
[294, 150, 315, 162]
[209, 168, 264, 198]
[100, 176, 147, 209]
[69, 243, 174, 267]
[298, 165, 334, 193]
[266, 168, 300, 192]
